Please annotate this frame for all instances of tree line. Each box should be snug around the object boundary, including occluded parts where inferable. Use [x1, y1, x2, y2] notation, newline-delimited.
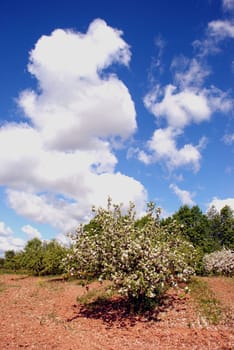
[161, 204, 234, 253]
[1, 238, 68, 275]
[1, 203, 233, 277]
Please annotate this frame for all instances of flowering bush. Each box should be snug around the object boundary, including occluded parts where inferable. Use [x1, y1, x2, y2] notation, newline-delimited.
[203, 248, 234, 276]
[65, 199, 196, 305]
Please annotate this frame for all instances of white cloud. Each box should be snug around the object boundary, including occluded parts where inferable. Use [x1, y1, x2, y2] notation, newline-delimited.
[7, 190, 87, 232]
[208, 20, 234, 39]
[6, 170, 147, 231]
[0, 124, 116, 196]
[144, 84, 211, 129]
[144, 84, 232, 130]
[205, 86, 233, 113]
[0, 221, 13, 236]
[138, 127, 203, 171]
[19, 77, 136, 151]
[171, 57, 210, 89]
[194, 18, 234, 57]
[223, 133, 234, 144]
[142, 29, 233, 173]
[137, 150, 153, 165]
[0, 236, 25, 256]
[127, 147, 153, 165]
[207, 197, 234, 212]
[18, 19, 136, 151]
[170, 184, 195, 206]
[0, 19, 148, 240]
[0, 123, 146, 231]
[28, 19, 131, 83]
[223, 0, 234, 11]
[142, 75, 231, 171]
[0, 221, 25, 255]
[21, 224, 42, 239]
[85, 172, 147, 213]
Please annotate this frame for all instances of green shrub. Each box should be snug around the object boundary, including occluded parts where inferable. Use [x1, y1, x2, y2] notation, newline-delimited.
[41, 240, 67, 275]
[3, 238, 68, 276]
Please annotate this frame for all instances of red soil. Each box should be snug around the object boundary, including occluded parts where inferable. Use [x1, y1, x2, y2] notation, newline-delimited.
[0, 274, 233, 350]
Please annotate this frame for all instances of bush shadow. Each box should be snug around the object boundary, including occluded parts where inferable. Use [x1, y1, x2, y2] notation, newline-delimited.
[67, 292, 179, 329]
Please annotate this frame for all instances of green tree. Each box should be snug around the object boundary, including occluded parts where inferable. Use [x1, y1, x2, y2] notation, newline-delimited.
[83, 217, 103, 237]
[207, 205, 222, 247]
[4, 250, 17, 271]
[206, 205, 234, 249]
[219, 205, 234, 248]
[134, 215, 151, 229]
[2, 238, 68, 275]
[172, 205, 214, 253]
[42, 240, 67, 275]
[22, 238, 45, 275]
[0, 257, 4, 268]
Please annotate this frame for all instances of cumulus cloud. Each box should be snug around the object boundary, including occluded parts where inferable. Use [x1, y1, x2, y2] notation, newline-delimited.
[144, 84, 232, 132]
[21, 225, 42, 239]
[6, 170, 147, 231]
[0, 124, 117, 196]
[144, 84, 211, 129]
[19, 77, 136, 151]
[0, 19, 147, 237]
[143, 128, 202, 172]
[28, 19, 131, 83]
[137, 119, 207, 172]
[86, 172, 147, 212]
[18, 19, 136, 151]
[207, 197, 234, 211]
[169, 184, 195, 206]
[7, 190, 90, 232]
[141, 4, 233, 173]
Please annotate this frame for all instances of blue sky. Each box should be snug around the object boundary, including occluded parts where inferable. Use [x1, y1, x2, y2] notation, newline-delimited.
[0, 0, 233, 254]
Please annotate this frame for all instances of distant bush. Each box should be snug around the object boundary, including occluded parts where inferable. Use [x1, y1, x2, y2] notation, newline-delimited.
[65, 199, 197, 309]
[41, 240, 67, 275]
[0, 257, 4, 268]
[3, 238, 68, 276]
[203, 248, 234, 276]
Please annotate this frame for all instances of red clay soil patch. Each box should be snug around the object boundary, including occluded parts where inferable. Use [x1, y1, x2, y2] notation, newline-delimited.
[0, 274, 233, 350]
[204, 276, 234, 327]
[204, 277, 234, 310]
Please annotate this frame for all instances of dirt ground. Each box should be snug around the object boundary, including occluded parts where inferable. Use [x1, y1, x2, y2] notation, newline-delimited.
[0, 274, 233, 350]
